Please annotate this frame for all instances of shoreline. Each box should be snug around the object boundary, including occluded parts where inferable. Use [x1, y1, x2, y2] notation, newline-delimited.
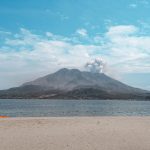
[0, 117, 150, 150]
[1, 98, 150, 101]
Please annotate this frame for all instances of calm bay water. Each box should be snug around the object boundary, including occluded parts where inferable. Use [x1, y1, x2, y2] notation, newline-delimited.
[0, 99, 150, 117]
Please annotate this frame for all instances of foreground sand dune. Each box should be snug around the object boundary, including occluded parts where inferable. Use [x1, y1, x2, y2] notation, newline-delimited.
[0, 117, 150, 150]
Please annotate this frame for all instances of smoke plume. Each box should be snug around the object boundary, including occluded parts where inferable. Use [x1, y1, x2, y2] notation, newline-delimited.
[85, 58, 106, 73]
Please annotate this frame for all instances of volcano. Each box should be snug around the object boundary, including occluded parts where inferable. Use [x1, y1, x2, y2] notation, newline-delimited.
[0, 68, 150, 99]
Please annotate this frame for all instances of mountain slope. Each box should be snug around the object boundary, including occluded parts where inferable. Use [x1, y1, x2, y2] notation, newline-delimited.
[0, 68, 150, 99]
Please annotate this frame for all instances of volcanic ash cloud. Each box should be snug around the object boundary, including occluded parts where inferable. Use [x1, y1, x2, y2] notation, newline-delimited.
[85, 58, 106, 73]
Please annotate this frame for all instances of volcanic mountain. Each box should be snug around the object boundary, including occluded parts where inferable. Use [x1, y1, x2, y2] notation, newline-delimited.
[0, 68, 150, 99]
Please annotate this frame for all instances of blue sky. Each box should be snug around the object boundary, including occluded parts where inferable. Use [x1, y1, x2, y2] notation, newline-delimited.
[1, 0, 150, 35]
[0, 0, 150, 90]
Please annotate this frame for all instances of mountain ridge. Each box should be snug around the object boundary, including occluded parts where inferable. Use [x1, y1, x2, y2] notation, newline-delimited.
[0, 68, 150, 100]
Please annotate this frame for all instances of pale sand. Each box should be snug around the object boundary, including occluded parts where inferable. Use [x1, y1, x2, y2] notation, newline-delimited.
[0, 117, 150, 150]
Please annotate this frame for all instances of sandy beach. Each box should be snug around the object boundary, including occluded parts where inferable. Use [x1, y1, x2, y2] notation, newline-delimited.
[0, 117, 150, 150]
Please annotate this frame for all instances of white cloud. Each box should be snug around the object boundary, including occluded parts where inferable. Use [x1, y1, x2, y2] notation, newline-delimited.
[46, 32, 53, 37]
[140, 0, 149, 5]
[129, 3, 137, 8]
[129, 0, 149, 9]
[0, 28, 101, 89]
[56, 12, 69, 21]
[0, 30, 11, 35]
[76, 28, 88, 37]
[93, 35, 102, 43]
[105, 25, 150, 74]
[106, 25, 138, 37]
[0, 25, 150, 89]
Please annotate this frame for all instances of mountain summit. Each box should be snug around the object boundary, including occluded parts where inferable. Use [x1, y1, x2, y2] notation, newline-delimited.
[0, 68, 150, 99]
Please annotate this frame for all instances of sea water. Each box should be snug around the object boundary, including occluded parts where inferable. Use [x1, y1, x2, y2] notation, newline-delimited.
[0, 99, 150, 117]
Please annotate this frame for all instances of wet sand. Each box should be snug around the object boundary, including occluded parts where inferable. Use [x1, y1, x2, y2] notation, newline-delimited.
[0, 117, 150, 150]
